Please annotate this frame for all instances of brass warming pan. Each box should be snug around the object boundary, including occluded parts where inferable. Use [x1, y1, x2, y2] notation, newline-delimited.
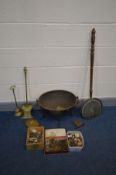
[37, 90, 78, 113]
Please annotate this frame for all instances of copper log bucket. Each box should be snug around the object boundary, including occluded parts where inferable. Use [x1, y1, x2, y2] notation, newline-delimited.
[37, 90, 79, 114]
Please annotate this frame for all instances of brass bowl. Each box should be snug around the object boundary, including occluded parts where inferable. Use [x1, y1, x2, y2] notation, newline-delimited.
[37, 90, 79, 113]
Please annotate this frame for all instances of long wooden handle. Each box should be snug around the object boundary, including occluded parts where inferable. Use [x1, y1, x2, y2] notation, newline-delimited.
[24, 67, 28, 103]
[90, 28, 96, 98]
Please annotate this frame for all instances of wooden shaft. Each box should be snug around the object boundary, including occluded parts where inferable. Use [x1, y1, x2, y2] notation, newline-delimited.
[24, 67, 28, 103]
[90, 28, 96, 98]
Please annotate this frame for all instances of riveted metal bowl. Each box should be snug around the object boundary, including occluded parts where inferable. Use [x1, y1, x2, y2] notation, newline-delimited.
[37, 90, 79, 113]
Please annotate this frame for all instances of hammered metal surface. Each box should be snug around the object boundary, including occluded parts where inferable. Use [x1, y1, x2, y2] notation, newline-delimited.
[38, 90, 77, 112]
[81, 98, 102, 119]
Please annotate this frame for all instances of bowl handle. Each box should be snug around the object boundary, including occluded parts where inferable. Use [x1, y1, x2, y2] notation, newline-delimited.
[76, 96, 79, 104]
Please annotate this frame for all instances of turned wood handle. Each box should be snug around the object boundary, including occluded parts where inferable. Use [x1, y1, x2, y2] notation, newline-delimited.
[90, 28, 96, 98]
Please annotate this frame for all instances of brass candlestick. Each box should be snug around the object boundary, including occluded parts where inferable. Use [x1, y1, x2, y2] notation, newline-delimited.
[21, 67, 32, 119]
[10, 85, 23, 117]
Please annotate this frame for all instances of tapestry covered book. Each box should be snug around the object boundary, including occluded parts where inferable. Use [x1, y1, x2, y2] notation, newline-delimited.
[45, 128, 68, 154]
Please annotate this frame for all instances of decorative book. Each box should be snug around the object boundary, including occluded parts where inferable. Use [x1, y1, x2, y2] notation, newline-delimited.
[45, 128, 68, 154]
[26, 126, 44, 150]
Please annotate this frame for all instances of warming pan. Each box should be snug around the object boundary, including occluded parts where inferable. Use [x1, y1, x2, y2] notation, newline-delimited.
[37, 90, 78, 113]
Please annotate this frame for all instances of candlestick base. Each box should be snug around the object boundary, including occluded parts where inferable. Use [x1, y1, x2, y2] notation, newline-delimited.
[21, 103, 33, 119]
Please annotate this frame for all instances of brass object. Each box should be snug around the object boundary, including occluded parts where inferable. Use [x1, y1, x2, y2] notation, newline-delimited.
[21, 67, 33, 119]
[73, 119, 85, 128]
[21, 103, 32, 119]
[37, 90, 79, 114]
[10, 85, 23, 117]
[25, 118, 40, 127]
[81, 28, 102, 119]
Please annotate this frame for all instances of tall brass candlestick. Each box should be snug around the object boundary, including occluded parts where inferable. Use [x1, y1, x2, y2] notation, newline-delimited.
[21, 67, 32, 119]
